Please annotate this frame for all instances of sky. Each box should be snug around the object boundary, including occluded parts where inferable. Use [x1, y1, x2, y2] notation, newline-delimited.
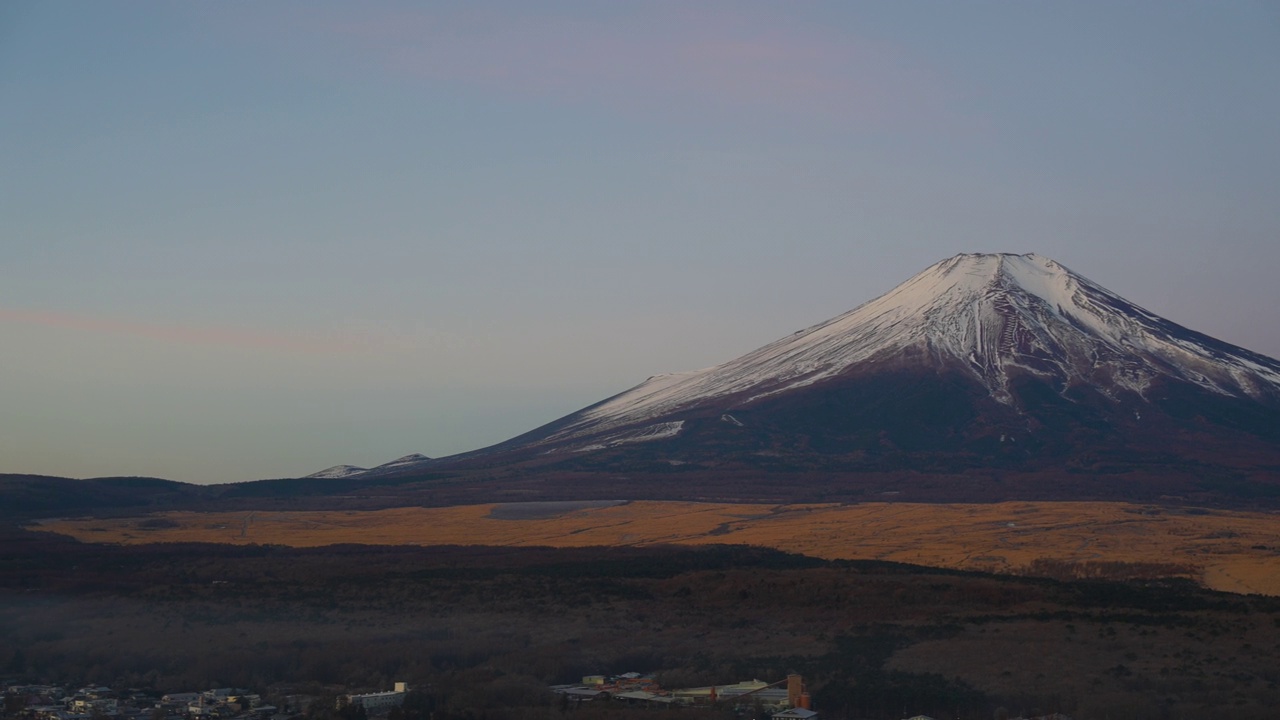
[2, 1, 1279, 485]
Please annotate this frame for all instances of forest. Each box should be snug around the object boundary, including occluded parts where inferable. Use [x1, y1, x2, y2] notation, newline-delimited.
[3, 525, 1280, 720]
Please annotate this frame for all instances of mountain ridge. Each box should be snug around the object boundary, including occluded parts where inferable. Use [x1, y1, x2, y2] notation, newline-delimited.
[398, 253, 1280, 470]
[20, 252, 1275, 513]
[566, 253, 1279, 431]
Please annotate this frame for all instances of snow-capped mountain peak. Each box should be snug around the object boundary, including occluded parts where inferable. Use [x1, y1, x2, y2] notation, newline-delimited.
[541, 252, 1280, 445]
[303, 454, 436, 480]
[304, 464, 368, 479]
[355, 453, 435, 478]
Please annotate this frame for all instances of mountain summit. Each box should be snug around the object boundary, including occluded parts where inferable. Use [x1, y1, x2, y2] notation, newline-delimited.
[355, 253, 1280, 504]
[529, 252, 1280, 449]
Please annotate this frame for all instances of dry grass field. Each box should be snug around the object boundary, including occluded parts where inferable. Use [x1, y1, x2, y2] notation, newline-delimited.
[36, 500, 1280, 595]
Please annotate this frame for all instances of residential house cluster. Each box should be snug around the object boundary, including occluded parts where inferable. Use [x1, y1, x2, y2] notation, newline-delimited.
[3, 685, 278, 720]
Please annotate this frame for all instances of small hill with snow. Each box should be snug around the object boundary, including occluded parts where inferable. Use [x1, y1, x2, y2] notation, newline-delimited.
[305, 465, 368, 479]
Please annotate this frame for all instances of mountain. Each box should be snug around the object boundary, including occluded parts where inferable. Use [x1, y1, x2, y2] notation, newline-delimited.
[299, 455, 434, 481]
[0, 474, 205, 520]
[357, 252, 1280, 505]
[360, 454, 433, 477]
[9, 254, 1280, 516]
[535, 252, 1280, 444]
[305, 465, 368, 479]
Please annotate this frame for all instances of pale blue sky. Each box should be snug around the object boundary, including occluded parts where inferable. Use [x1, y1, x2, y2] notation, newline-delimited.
[2, 2, 1278, 483]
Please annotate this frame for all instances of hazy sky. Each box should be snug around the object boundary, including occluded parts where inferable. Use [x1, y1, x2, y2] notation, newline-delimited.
[3, 2, 1278, 484]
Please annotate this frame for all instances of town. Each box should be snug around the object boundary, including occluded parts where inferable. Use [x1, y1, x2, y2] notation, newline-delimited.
[3, 685, 278, 720]
[549, 673, 1069, 720]
[1, 682, 419, 720]
[3, 676, 1074, 720]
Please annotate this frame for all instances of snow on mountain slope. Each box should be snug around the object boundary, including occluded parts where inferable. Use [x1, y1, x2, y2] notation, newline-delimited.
[359, 453, 434, 477]
[304, 454, 437, 480]
[542, 253, 1280, 445]
[305, 464, 368, 479]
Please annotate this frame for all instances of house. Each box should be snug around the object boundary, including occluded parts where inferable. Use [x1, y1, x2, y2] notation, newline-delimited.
[551, 687, 606, 702]
[71, 699, 118, 716]
[773, 709, 819, 720]
[229, 694, 261, 709]
[187, 701, 218, 717]
[613, 691, 675, 706]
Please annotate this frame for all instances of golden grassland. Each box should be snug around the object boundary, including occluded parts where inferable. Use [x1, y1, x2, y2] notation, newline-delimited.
[36, 500, 1280, 596]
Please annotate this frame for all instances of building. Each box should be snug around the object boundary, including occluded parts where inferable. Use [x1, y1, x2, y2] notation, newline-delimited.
[773, 709, 819, 720]
[613, 691, 676, 707]
[550, 687, 605, 703]
[71, 699, 118, 716]
[343, 684, 408, 714]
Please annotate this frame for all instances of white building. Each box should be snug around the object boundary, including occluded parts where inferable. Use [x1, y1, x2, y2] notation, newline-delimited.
[343, 684, 408, 714]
